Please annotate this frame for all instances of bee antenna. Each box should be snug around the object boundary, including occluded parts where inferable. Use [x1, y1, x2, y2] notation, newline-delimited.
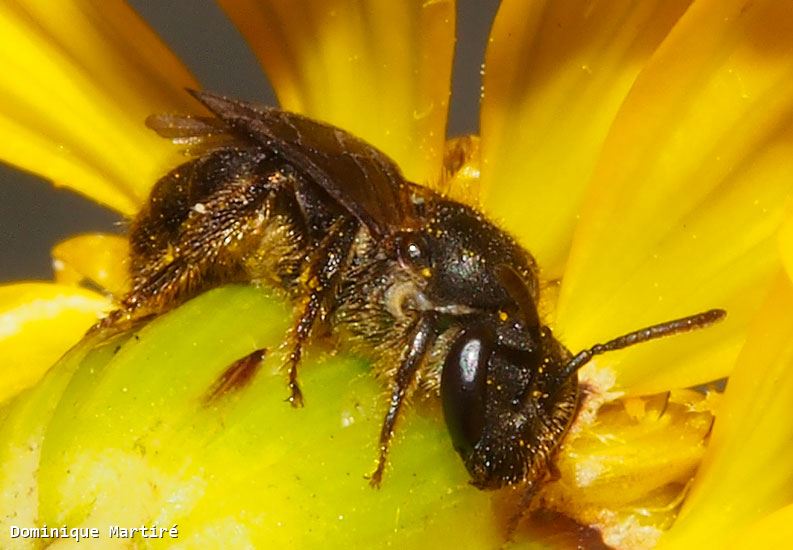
[558, 309, 726, 383]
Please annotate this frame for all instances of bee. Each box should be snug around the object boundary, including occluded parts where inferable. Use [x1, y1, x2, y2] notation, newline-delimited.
[104, 90, 724, 495]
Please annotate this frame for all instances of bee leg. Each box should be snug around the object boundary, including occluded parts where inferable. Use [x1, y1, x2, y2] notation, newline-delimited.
[546, 459, 562, 482]
[503, 479, 538, 541]
[369, 313, 437, 487]
[286, 218, 357, 406]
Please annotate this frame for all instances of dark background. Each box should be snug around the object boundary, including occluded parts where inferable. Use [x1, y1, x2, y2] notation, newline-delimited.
[0, 0, 500, 282]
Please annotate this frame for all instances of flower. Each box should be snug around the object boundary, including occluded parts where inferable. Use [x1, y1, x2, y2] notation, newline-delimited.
[1, 0, 792, 548]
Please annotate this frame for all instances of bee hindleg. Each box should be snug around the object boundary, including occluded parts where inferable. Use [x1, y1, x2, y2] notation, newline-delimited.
[369, 313, 437, 487]
[285, 218, 357, 406]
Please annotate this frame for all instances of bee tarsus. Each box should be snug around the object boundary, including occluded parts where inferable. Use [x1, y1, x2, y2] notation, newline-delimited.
[370, 311, 437, 487]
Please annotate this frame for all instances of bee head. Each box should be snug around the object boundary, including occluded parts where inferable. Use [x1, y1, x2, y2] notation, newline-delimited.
[439, 260, 725, 490]
[440, 319, 579, 490]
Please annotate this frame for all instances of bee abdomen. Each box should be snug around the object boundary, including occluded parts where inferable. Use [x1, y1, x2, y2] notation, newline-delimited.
[122, 146, 320, 319]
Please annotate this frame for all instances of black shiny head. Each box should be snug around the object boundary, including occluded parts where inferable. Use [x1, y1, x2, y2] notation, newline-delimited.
[440, 270, 726, 490]
[409, 199, 578, 490]
[441, 314, 578, 489]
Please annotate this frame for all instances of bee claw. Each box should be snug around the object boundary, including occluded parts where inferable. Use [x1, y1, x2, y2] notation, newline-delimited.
[288, 384, 304, 408]
[87, 308, 124, 334]
[367, 466, 384, 489]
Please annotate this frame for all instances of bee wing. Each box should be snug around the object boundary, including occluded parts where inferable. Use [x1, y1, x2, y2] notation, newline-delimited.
[146, 113, 237, 155]
[187, 89, 416, 238]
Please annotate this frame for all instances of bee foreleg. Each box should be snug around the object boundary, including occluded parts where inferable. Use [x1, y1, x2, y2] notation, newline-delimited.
[369, 312, 437, 487]
[286, 217, 357, 406]
[504, 479, 538, 541]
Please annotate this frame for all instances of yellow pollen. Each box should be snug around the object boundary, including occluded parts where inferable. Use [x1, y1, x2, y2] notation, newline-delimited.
[163, 244, 176, 265]
[299, 272, 321, 290]
[498, 310, 508, 321]
[420, 267, 432, 278]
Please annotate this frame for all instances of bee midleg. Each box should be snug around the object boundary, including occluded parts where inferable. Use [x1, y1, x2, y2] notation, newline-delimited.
[369, 312, 437, 487]
[285, 216, 358, 406]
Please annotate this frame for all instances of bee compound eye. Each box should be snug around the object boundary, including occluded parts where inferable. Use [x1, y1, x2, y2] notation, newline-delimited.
[441, 325, 495, 458]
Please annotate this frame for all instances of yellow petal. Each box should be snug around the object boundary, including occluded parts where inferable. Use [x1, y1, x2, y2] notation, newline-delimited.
[219, 0, 455, 186]
[480, 0, 693, 276]
[658, 273, 793, 548]
[541, 390, 715, 549]
[0, 283, 109, 403]
[52, 233, 130, 298]
[728, 503, 793, 549]
[555, 0, 793, 394]
[780, 207, 793, 281]
[0, 0, 199, 214]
